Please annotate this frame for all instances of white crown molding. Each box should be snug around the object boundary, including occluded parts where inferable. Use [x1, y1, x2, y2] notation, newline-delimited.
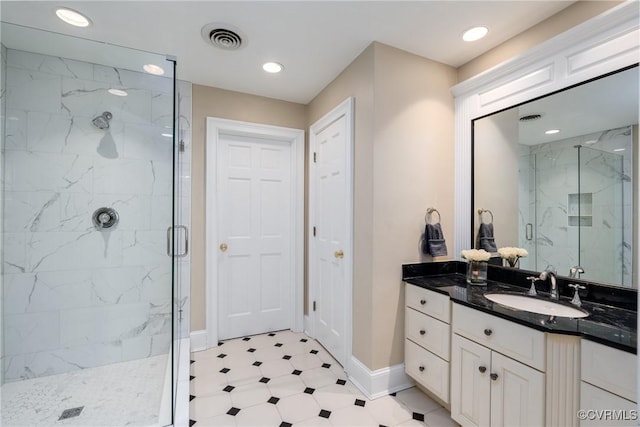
[451, 1, 639, 99]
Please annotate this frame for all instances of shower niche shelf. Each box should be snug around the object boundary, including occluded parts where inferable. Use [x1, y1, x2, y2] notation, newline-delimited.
[568, 193, 593, 227]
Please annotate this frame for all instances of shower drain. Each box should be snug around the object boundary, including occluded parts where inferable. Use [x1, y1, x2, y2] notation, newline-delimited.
[58, 406, 84, 420]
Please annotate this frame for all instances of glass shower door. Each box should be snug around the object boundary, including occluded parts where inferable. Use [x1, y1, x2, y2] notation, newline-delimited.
[1, 23, 176, 426]
[521, 139, 631, 285]
[578, 146, 627, 285]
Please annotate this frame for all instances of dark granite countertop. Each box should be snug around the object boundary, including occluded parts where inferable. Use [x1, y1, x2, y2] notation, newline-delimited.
[402, 262, 637, 354]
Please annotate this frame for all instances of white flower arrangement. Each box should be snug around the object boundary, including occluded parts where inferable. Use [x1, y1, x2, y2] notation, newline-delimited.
[497, 247, 528, 267]
[460, 249, 491, 262]
[497, 247, 528, 260]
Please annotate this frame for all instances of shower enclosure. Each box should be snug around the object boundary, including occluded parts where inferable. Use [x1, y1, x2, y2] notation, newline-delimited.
[519, 126, 633, 286]
[0, 23, 190, 426]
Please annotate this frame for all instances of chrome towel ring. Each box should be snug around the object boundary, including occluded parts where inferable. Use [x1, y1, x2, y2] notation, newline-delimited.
[425, 208, 441, 224]
[478, 208, 494, 224]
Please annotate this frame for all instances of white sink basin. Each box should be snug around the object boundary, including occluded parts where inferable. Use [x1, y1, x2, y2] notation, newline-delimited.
[484, 293, 589, 318]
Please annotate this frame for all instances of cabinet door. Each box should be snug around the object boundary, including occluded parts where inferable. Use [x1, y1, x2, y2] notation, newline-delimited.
[490, 352, 545, 427]
[451, 334, 491, 427]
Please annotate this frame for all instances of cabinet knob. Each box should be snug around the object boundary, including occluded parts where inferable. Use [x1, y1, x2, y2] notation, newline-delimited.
[484, 328, 493, 336]
[478, 366, 487, 373]
[419, 329, 426, 336]
[490, 373, 499, 381]
[420, 299, 426, 305]
[418, 365, 425, 372]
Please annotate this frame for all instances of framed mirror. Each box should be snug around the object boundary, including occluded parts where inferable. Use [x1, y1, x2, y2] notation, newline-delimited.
[473, 65, 638, 288]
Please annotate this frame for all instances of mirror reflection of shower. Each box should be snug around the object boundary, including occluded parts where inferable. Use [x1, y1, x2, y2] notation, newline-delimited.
[93, 111, 119, 158]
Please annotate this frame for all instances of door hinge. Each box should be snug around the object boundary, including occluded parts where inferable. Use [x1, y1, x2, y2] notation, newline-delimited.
[179, 140, 185, 152]
[313, 301, 316, 311]
[313, 226, 316, 237]
[313, 152, 317, 163]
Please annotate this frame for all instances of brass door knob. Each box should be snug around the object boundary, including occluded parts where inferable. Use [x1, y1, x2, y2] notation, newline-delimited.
[220, 243, 228, 252]
[334, 250, 344, 259]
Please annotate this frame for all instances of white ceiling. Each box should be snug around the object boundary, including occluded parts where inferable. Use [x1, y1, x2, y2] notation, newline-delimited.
[0, 1, 575, 104]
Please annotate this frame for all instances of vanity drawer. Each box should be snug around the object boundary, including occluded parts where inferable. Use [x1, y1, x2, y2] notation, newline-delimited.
[452, 303, 545, 371]
[581, 340, 637, 402]
[405, 284, 450, 323]
[405, 339, 449, 404]
[580, 382, 636, 426]
[406, 307, 450, 361]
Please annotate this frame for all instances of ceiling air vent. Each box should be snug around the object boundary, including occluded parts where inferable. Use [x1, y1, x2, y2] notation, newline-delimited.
[519, 113, 543, 122]
[201, 23, 245, 51]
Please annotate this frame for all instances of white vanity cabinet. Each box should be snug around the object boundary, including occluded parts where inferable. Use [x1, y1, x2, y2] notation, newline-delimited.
[404, 284, 451, 403]
[580, 340, 637, 426]
[450, 303, 545, 427]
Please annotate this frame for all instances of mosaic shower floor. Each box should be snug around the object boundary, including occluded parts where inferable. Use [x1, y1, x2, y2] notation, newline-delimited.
[1, 354, 168, 426]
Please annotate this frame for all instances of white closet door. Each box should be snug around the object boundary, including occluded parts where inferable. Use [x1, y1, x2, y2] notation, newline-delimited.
[311, 112, 348, 365]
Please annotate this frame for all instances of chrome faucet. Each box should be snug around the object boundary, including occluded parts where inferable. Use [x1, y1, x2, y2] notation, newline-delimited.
[569, 265, 584, 278]
[539, 265, 559, 300]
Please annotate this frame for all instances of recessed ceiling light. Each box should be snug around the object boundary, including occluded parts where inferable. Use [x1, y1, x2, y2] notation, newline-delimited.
[161, 133, 173, 138]
[108, 89, 128, 97]
[262, 62, 283, 73]
[584, 140, 597, 145]
[613, 148, 625, 152]
[143, 64, 165, 75]
[462, 26, 488, 42]
[55, 8, 91, 27]
[545, 129, 560, 135]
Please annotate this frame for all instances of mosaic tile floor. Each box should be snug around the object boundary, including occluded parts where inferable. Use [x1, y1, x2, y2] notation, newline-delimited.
[1, 354, 168, 426]
[190, 330, 459, 426]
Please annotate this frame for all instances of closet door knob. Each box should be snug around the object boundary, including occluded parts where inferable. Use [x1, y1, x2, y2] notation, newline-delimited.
[478, 366, 487, 373]
[419, 329, 426, 336]
[220, 243, 228, 252]
[490, 373, 499, 381]
[420, 299, 426, 305]
[484, 328, 493, 336]
[418, 365, 425, 372]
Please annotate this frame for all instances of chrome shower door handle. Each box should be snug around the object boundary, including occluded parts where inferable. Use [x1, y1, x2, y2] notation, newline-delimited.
[526, 223, 533, 240]
[176, 225, 189, 258]
[167, 225, 189, 257]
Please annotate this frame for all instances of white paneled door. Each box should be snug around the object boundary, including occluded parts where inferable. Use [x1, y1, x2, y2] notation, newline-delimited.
[217, 133, 292, 340]
[309, 98, 353, 367]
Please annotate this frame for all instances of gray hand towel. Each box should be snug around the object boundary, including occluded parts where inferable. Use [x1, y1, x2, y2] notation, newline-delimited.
[476, 223, 497, 252]
[424, 222, 448, 257]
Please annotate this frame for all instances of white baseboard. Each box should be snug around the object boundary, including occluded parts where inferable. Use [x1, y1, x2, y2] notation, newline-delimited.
[303, 315, 311, 336]
[347, 356, 414, 400]
[190, 329, 208, 352]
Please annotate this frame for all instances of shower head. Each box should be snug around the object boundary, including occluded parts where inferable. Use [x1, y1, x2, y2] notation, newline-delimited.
[92, 111, 113, 130]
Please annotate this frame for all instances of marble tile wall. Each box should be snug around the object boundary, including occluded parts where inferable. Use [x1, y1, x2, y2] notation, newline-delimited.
[2, 49, 177, 382]
[519, 127, 632, 286]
